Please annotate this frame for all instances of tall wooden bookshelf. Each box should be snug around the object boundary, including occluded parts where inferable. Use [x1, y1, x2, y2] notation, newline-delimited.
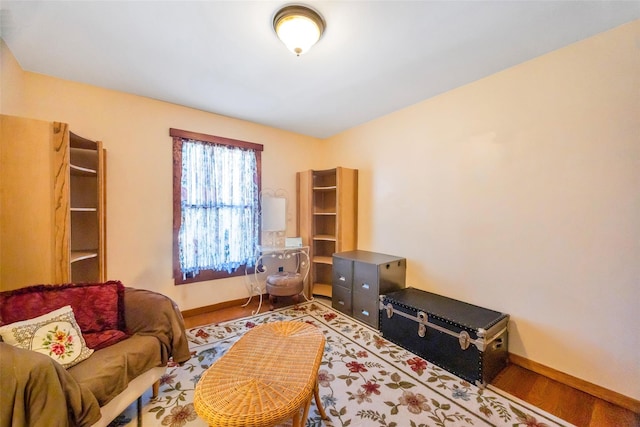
[0, 115, 106, 291]
[297, 167, 358, 298]
[69, 132, 106, 283]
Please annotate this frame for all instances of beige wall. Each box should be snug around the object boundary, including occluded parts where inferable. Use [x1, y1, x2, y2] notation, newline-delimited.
[324, 21, 640, 400]
[2, 19, 638, 401]
[0, 39, 322, 311]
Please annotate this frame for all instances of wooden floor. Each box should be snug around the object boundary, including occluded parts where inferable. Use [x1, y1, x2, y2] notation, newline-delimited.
[182, 298, 640, 427]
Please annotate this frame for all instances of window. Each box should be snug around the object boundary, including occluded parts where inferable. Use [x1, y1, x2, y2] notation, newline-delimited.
[171, 128, 263, 284]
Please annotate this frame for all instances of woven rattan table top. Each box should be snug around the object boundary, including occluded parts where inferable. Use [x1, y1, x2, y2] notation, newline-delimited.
[194, 321, 326, 427]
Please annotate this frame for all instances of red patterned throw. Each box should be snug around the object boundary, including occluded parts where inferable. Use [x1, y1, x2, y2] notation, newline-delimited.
[0, 281, 128, 350]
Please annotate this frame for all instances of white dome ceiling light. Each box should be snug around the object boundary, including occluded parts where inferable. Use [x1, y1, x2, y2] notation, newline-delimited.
[273, 4, 325, 56]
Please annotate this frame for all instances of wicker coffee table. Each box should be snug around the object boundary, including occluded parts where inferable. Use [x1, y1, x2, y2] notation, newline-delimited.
[193, 321, 327, 426]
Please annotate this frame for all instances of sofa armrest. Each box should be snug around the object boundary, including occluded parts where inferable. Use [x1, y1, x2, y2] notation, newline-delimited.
[123, 288, 191, 364]
[0, 343, 101, 427]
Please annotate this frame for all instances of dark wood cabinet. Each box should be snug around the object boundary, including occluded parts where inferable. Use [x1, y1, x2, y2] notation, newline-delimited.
[332, 250, 406, 328]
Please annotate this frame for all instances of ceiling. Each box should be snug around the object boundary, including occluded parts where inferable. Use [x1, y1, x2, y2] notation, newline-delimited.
[1, 1, 638, 139]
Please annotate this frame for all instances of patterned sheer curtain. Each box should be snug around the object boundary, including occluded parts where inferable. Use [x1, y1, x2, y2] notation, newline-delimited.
[179, 139, 259, 278]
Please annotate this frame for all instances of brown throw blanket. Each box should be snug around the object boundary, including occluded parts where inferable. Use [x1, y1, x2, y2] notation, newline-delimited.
[0, 343, 102, 426]
[0, 287, 191, 427]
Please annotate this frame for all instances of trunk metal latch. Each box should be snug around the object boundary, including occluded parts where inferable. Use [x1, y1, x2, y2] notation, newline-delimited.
[417, 311, 427, 337]
[459, 331, 471, 350]
[385, 303, 393, 319]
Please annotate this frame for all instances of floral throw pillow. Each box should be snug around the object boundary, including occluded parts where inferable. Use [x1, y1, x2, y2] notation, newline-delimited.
[0, 305, 93, 368]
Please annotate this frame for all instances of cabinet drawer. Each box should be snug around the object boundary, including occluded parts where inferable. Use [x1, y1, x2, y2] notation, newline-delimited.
[352, 296, 379, 328]
[352, 279, 379, 300]
[353, 262, 379, 294]
[353, 276, 380, 300]
[332, 284, 352, 315]
[332, 257, 353, 290]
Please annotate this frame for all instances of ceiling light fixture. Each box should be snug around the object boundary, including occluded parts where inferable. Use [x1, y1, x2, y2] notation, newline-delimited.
[273, 4, 325, 56]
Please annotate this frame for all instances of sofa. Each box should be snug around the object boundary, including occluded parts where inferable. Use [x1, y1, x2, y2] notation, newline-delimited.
[0, 281, 191, 427]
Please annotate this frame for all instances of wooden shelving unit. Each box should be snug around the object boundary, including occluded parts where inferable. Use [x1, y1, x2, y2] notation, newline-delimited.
[69, 134, 106, 283]
[297, 167, 358, 298]
[0, 115, 105, 290]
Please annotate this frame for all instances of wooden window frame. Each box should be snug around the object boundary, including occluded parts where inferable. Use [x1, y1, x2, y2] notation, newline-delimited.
[171, 128, 263, 285]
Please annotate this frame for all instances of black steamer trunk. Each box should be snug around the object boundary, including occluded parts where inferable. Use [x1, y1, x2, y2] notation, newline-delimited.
[379, 287, 509, 386]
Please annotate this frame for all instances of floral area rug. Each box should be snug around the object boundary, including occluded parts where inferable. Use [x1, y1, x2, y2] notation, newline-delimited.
[111, 300, 572, 427]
